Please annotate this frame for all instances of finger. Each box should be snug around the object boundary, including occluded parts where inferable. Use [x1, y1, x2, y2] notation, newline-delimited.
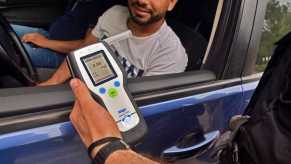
[70, 100, 88, 126]
[70, 79, 94, 103]
[70, 101, 81, 125]
[70, 79, 105, 111]
[70, 101, 92, 147]
[70, 102, 87, 136]
[70, 81, 122, 140]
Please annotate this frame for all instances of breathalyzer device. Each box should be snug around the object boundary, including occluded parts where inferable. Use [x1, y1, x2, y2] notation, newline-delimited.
[66, 41, 147, 144]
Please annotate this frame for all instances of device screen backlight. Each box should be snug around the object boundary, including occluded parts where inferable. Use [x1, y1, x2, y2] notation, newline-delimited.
[82, 51, 117, 86]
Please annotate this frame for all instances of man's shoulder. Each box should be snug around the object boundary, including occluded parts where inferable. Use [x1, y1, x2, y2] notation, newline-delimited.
[98, 5, 129, 36]
[101, 5, 129, 20]
[158, 23, 185, 50]
[156, 22, 188, 62]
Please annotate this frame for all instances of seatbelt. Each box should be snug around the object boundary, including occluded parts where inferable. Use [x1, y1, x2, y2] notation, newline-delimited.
[70, 0, 80, 11]
[70, 0, 94, 11]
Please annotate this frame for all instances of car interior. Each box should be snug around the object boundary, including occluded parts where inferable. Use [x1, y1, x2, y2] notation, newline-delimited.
[0, 0, 219, 88]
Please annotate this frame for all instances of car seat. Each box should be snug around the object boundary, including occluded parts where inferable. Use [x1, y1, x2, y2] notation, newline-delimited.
[168, 20, 208, 71]
[167, 0, 218, 41]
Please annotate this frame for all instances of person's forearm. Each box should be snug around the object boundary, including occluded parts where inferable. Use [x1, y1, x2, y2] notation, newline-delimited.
[43, 29, 97, 54]
[105, 150, 159, 164]
[45, 39, 86, 54]
[38, 60, 71, 86]
[49, 61, 71, 84]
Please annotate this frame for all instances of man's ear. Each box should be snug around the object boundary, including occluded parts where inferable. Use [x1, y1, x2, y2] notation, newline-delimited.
[167, 0, 178, 11]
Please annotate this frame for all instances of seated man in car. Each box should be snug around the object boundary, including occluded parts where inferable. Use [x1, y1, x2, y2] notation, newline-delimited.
[12, 0, 124, 68]
[39, 0, 188, 86]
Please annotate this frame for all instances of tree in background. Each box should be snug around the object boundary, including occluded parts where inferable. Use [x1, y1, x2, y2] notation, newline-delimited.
[257, 0, 291, 72]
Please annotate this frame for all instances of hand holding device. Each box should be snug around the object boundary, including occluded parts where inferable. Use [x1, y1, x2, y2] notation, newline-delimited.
[70, 78, 122, 147]
[67, 40, 147, 144]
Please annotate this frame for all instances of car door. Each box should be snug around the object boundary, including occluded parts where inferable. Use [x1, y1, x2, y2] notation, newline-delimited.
[0, 0, 263, 163]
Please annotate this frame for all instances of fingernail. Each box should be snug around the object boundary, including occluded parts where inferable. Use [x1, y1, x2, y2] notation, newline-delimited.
[70, 79, 80, 88]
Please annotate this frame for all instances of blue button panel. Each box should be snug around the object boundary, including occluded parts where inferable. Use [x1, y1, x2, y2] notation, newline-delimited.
[99, 87, 106, 94]
[114, 81, 121, 87]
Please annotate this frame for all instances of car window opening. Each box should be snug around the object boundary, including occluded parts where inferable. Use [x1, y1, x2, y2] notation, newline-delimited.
[0, 0, 220, 89]
[167, 0, 220, 72]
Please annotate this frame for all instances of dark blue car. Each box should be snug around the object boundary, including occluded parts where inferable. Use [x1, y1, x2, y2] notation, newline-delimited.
[0, 0, 289, 163]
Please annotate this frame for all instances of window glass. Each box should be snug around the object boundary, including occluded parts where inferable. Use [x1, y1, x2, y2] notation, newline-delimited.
[256, 0, 291, 72]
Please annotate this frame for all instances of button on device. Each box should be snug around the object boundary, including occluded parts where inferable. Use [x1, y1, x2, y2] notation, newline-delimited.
[114, 81, 121, 87]
[108, 88, 118, 98]
[99, 87, 106, 94]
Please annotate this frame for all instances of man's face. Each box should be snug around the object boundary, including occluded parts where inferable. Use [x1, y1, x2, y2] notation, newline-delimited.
[128, 0, 177, 25]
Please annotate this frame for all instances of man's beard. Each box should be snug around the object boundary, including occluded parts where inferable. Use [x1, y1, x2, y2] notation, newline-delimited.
[128, 2, 165, 26]
[129, 12, 165, 26]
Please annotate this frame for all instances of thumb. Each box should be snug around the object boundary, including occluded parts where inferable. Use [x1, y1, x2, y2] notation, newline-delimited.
[70, 78, 94, 104]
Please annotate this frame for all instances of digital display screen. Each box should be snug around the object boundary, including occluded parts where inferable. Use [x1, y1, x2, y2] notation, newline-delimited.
[82, 51, 117, 85]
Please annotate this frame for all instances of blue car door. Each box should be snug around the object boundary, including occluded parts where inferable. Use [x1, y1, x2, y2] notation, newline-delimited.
[135, 78, 245, 158]
[0, 75, 245, 164]
[0, 0, 266, 163]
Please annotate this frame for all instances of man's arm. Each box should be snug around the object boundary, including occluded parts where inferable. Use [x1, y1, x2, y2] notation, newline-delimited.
[69, 79, 158, 164]
[37, 30, 98, 86]
[22, 29, 97, 54]
[38, 60, 70, 86]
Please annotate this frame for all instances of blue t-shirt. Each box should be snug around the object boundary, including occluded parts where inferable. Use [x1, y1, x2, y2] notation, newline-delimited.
[48, 0, 105, 40]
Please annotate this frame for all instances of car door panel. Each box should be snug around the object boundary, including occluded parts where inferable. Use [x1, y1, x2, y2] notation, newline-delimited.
[136, 81, 243, 157]
[162, 130, 220, 158]
[0, 78, 245, 163]
[0, 71, 215, 119]
[0, 122, 91, 164]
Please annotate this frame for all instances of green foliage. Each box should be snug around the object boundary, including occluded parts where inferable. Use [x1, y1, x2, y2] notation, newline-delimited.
[257, 0, 291, 71]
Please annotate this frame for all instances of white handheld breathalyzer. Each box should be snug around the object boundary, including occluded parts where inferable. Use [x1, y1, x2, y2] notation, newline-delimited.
[66, 38, 147, 144]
